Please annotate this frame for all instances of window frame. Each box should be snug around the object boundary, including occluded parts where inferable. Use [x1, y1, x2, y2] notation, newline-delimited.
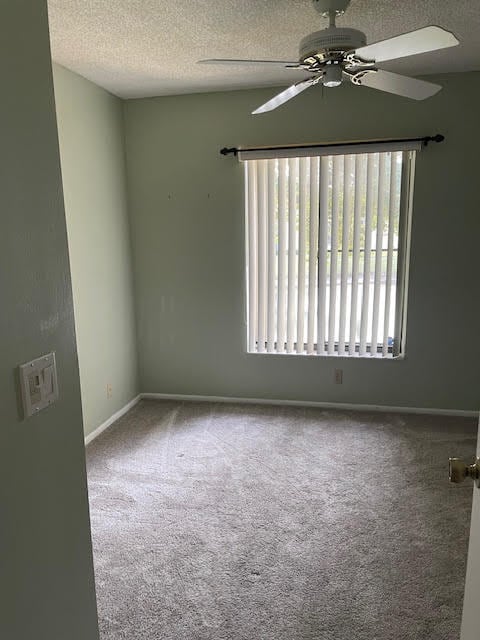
[242, 144, 417, 359]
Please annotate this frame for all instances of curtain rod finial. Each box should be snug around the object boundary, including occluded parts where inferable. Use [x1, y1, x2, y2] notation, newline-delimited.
[424, 134, 445, 147]
[220, 147, 238, 156]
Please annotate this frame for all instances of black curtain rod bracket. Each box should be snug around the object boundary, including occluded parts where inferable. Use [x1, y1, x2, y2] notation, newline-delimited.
[220, 147, 238, 156]
[219, 134, 445, 157]
[423, 134, 444, 146]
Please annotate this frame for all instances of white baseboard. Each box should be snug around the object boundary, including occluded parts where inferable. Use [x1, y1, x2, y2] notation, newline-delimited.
[82, 392, 476, 446]
[140, 392, 478, 418]
[84, 395, 141, 446]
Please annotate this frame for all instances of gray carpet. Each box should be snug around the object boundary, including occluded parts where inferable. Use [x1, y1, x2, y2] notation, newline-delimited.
[86, 400, 477, 640]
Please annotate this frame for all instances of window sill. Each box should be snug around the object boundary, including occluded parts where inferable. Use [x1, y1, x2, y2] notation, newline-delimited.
[246, 350, 405, 361]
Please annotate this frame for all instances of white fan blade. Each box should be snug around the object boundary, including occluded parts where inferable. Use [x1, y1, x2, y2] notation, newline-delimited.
[252, 79, 316, 114]
[198, 59, 300, 68]
[355, 26, 459, 63]
[358, 70, 442, 100]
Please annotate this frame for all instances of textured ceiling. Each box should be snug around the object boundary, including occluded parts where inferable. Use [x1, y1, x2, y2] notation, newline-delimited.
[47, 0, 480, 99]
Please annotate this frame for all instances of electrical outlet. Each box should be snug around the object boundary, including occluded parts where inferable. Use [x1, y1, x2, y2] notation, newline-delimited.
[334, 369, 343, 385]
[106, 383, 113, 399]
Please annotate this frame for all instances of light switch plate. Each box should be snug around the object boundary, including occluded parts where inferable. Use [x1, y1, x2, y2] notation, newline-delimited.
[19, 352, 59, 418]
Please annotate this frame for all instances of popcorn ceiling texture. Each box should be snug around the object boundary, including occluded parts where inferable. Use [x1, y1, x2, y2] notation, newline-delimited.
[86, 399, 476, 640]
[47, 0, 480, 98]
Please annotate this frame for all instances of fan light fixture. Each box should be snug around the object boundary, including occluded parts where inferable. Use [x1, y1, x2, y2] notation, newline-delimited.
[198, 0, 459, 114]
[323, 63, 342, 87]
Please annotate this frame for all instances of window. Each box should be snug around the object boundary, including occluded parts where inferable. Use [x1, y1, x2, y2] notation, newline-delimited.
[243, 143, 417, 357]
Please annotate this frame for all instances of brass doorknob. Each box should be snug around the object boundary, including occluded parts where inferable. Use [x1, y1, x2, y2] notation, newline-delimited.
[449, 457, 480, 487]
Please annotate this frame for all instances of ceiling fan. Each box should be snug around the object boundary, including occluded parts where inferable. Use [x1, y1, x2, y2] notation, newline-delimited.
[198, 0, 459, 114]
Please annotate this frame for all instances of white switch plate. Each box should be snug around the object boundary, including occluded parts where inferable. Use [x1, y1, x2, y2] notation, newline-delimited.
[19, 352, 59, 418]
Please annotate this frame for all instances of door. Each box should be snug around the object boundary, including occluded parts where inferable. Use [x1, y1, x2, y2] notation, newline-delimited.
[460, 416, 480, 639]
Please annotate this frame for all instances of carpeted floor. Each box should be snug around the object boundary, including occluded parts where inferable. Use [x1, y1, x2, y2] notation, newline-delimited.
[86, 400, 477, 640]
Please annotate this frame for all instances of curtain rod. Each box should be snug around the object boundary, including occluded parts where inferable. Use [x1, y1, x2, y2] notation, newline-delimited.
[220, 134, 444, 157]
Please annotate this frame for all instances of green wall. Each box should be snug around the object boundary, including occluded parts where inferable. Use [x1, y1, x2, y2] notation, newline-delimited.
[54, 65, 138, 438]
[123, 73, 480, 412]
[0, 3, 98, 639]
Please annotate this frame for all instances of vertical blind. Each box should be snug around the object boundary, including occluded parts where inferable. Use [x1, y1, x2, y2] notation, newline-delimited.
[244, 147, 416, 357]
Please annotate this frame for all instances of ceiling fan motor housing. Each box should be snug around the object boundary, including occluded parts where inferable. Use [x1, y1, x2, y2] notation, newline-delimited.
[300, 27, 367, 61]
